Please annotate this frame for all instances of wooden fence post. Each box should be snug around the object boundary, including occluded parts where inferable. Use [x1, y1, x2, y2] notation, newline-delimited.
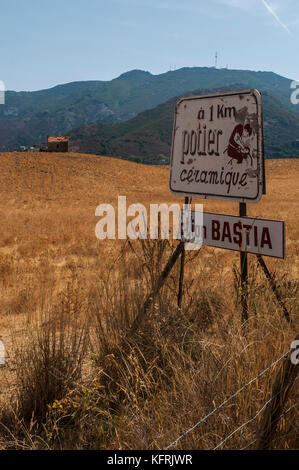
[256, 334, 299, 449]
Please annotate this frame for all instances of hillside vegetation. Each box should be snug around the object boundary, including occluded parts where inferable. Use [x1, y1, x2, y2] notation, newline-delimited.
[1, 67, 299, 152]
[69, 86, 299, 163]
[0, 153, 298, 450]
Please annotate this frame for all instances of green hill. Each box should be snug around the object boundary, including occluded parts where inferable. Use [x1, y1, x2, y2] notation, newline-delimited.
[69, 85, 299, 163]
[1, 67, 298, 151]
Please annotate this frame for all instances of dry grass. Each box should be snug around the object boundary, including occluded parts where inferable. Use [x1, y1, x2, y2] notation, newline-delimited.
[0, 152, 298, 450]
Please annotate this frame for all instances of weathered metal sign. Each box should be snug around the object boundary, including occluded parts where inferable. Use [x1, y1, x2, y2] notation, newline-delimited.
[170, 90, 265, 203]
[182, 212, 285, 259]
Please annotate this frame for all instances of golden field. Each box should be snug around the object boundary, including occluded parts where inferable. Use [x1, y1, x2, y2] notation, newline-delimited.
[0, 152, 298, 450]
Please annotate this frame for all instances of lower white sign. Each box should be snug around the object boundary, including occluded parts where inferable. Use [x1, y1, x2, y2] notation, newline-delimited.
[183, 212, 285, 259]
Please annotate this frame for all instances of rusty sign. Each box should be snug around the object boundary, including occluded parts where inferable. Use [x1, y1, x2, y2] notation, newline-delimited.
[182, 211, 285, 259]
[170, 90, 265, 203]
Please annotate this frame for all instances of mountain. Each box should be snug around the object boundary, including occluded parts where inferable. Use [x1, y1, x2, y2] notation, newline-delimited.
[1, 67, 298, 151]
[69, 85, 299, 163]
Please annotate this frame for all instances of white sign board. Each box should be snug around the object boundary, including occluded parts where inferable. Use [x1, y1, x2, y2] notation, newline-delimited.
[183, 212, 285, 259]
[170, 90, 265, 203]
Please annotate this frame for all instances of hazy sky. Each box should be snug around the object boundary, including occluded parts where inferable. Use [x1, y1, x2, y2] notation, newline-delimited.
[0, 0, 298, 91]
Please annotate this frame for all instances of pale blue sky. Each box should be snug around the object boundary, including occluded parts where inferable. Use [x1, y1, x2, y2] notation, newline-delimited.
[0, 0, 298, 91]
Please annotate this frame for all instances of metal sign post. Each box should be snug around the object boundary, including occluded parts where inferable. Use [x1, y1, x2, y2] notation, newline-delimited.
[239, 202, 248, 323]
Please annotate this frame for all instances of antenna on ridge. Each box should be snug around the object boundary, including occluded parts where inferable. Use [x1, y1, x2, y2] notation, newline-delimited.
[215, 51, 218, 69]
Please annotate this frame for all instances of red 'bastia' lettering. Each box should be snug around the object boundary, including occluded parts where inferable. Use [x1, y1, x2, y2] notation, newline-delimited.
[211, 221, 273, 250]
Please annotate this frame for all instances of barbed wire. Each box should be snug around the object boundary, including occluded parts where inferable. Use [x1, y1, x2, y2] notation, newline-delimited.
[213, 376, 298, 449]
[165, 348, 292, 450]
[240, 403, 297, 450]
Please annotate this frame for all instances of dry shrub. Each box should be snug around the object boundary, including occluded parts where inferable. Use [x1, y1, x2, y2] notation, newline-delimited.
[0, 257, 14, 284]
[6, 289, 33, 316]
[7, 282, 90, 426]
[189, 288, 223, 331]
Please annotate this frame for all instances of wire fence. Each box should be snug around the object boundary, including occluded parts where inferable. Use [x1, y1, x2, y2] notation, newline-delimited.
[240, 403, 297, 450]
[213, 376, 298, 450]
[165, 347, 296, 450]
